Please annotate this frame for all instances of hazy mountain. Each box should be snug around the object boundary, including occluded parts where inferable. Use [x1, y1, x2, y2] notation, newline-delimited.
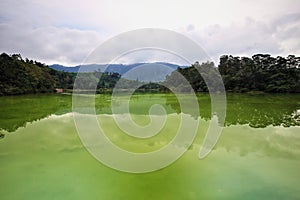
[50, 62, 188, 81]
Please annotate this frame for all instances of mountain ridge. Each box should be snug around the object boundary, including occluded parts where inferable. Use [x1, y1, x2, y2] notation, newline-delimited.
[49, 62, 188, 74]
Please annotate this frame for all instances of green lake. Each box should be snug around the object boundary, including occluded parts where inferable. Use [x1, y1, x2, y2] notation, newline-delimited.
[0, 93, 300, 199]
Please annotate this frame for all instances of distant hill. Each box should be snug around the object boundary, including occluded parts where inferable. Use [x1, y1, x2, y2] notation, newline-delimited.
[50, 62, 188, 82]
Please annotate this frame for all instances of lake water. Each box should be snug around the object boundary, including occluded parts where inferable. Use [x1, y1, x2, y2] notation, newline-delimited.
[0, 93, 300, 199]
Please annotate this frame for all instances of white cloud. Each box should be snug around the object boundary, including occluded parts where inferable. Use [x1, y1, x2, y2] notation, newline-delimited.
[0, 0, 300, 65]
[181, 13, 300, 64]
[0, 24, 104, 65]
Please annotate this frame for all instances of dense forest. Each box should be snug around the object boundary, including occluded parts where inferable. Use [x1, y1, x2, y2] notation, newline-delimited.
[0, 53, 74, 95]
[164, 54, 300, 93]
[0, 53, 54, 95]
[0, 53, 299, 95]
[218, 54, 300, 92]
[0, 53, 125, 95]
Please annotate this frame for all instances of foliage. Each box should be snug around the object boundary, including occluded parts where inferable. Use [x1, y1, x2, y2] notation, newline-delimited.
[218, 54, 300, 93]
[164, 54, 300, 93]
[0, 53, 126, 95]
[163, 61, 223, 93]
[0, 53, 56, 95]
[1, 52, 300, 95]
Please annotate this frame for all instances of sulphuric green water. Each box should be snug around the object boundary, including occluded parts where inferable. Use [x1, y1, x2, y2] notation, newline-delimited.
[0, 93, 300, 199]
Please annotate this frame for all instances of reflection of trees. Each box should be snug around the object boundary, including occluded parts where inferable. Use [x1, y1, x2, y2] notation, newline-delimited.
[1, 94, 299, 138]
[226, 94, 300, 127]
[0, 94, 113, 135]
[0, 94, 72, 133]
[164, 94, 300, 128]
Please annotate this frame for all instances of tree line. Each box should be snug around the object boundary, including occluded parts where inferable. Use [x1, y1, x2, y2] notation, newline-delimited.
[0, 53, 127, 95]
[0, 53, 58, 95]
[1, 52, 299, 95]
[219, 54, 300, 92]
[164, 54, 300, 93]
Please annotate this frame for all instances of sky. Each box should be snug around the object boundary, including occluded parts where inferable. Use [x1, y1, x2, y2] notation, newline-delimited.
[0, 0, 300, 66]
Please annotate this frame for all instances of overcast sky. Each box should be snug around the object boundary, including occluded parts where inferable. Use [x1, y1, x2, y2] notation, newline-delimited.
[0, 0, 300, 65]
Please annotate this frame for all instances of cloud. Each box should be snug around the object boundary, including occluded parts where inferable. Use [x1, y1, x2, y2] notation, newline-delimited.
[182, 13, 300, 64]
[0, 24, 103, 65]
[0, 0, 300, 65]
[272, 13, 300, 55]
[0, 0, 110, 65]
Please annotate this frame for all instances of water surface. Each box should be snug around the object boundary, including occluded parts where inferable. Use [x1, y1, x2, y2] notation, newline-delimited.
[0, 93, 299, 199]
